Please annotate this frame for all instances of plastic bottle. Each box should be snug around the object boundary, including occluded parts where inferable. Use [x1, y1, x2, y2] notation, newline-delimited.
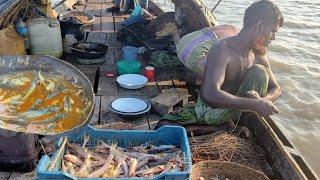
[16, 18, 28, 36]
[16, 18, 30, 49]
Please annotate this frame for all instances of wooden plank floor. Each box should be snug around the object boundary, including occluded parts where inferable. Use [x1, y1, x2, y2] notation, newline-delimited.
[1, 0, 199, 178]
[61, 0, 197, 131]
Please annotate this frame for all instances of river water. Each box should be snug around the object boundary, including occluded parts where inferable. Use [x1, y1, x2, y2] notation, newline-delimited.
[154, 0, 320, 175]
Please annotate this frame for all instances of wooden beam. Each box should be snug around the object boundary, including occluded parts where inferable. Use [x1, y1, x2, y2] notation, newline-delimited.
[90, 95, 101, 125]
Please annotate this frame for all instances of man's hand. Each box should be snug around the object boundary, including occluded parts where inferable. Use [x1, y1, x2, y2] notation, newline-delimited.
[247, 91, 279, 117]
[253, 98, 279, 117]
[247, 90, 261, 99]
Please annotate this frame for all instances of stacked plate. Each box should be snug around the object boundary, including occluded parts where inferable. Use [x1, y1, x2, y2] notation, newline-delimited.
[110, 97, 151, 116]
[116, 74, 148, 89]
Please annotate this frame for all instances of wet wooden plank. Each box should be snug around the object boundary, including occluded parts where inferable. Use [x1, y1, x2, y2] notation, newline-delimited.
[113, 16, 125, 32]
[104, 47, 115, 65]
[101, 16, 116, 33]
[97, 75, 119, 95]
[113, 33, 122, 48]
[90, 95, 101, 125]
[101, 2, 114, 16]
[106, 33, 121, 48]
[74, 65, 98, 86]
[119, 87, 141, 97]
[74, 4, 86, 12]
[91, 3, 102, 31]
[100, 57, 117, 75]
[93, 31, 108, 44]
[138, 82, 159, 99]
[86, 32, 95, 42]
[101, 15, 126, 33]
[155, 67, 174, 91]
[107, 33, 122, 48]
[99, 95, 121, 124]
[114, 46, 122, 61]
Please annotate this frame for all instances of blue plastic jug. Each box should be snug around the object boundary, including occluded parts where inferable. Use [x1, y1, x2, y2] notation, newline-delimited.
[122, 46, 139, 60]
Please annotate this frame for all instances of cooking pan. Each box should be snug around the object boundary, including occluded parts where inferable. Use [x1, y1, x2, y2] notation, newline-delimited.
[0, 55, 95, 135]
[71, 42, 108, 59]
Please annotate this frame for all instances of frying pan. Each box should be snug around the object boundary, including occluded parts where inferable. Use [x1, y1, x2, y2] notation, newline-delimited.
[70, 42, 108, 59]
[0, 55, 95, 135]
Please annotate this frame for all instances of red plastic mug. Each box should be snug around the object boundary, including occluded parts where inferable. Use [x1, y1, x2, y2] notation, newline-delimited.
[145, 66, 155, 81]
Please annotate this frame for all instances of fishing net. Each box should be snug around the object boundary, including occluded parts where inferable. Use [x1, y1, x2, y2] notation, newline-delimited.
[189, 132, 272, 175]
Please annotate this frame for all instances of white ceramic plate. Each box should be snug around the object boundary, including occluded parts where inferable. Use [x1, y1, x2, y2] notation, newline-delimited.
[110, 100, 151, 116]
[111, 98, 148, 113]
[117, 74, 148, 89]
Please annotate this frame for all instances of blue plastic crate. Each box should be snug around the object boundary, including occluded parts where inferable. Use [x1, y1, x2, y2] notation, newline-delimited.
[36, 125, 192, 180]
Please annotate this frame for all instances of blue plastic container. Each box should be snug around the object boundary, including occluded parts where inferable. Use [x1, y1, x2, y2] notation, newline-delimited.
[36, 125, 192, 180]
[122, 5, 144, 26]
[122, 46, 139, 60]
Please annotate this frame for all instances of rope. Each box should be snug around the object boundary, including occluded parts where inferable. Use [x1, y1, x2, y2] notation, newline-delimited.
[211, 0, 223, 12]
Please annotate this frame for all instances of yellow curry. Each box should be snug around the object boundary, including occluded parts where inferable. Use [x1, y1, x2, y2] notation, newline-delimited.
[0, 70, 92, 134]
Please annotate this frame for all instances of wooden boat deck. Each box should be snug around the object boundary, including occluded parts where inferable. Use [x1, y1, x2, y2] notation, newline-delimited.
[0, 1, 200, 178]
[62, 0, 200, 130]
[1, 1, 318, 179]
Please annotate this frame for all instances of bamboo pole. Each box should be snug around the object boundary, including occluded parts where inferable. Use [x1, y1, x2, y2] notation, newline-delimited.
[47, 137, 68, 171]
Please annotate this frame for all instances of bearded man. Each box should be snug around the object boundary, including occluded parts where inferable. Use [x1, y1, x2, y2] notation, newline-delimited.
[157, 0, 284, 136]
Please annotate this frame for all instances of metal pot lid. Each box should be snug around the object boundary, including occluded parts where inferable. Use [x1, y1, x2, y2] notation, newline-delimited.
[111, 98, 148, 113]
[117, 74, 148, 89]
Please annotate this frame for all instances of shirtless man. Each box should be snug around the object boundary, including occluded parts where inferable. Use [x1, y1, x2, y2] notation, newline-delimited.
[157, 0, 284, 135]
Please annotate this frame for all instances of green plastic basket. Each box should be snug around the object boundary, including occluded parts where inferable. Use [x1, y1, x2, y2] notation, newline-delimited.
[117, 59, 141, 75]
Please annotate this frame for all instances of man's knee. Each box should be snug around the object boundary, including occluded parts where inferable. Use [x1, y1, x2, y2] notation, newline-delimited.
[249, 64, 269, 82]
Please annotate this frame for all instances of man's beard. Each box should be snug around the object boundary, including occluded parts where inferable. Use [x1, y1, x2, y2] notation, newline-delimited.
[252, 46, 267, 56]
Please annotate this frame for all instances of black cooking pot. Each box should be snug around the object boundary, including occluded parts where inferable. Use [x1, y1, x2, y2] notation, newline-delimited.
[70, 42, 109, 59]
[58, 10, 95, 41]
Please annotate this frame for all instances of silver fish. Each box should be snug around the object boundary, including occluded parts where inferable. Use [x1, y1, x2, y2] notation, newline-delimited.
[22, 80, 36, 100]
[0, 115, 28, 126]
[45, 79, 56, 92]
[20, 106, 59, 119]
[30, 113, 65, 124]
[64, 96, 74, 112]
[0, 94, 21, 104]
[129, 158, 138, 177]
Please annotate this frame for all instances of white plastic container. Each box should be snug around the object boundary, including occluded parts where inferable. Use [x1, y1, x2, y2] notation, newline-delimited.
[27, 18, 63, 58]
